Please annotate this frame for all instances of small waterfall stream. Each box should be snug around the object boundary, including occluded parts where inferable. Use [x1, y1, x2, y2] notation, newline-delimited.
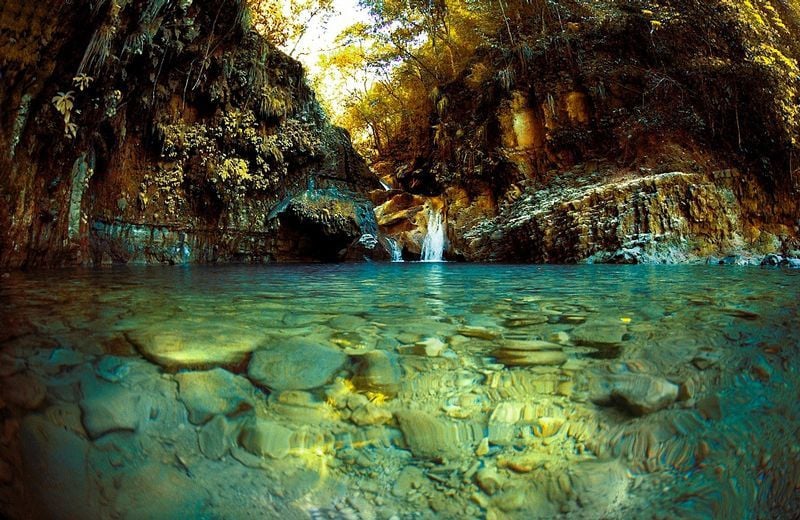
[386, 238, 404, 262]
[420, 209, 445, 262]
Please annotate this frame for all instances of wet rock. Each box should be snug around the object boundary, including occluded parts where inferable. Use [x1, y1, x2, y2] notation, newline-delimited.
[42, 348, 85, 374]
[175, 368, 255, 424]
[0, 353, 24, 377]
[127, 325, 261, 368]
[271, 390, 333, 423]
[248, 339, 347, 391]
[692, 350, 721, 370]
[475, 467, 505, 496]
[351, 350, 402, 397]
[532, 417, 564, 437]
[571, 320, 627, 347]
[475, 437, 490, 456]
[44, 403, 86, 437]
[458, 326, 501, 340]
[591, 373, 679, 415]
[79, 379, 142, 438]
[413, 337, 447, 357]
[329, 314, 369, 330]
[20, 415, 99, 518]
[568, 460, 630, 516]
[493, 488, 526, 511]
[488, 401, 524, 445]
[112, 462, 210, 519]
[395, 410, 475, 460]
[761, 253, 784, 266]
[95, 355, 131, 382]
[238, 417, 293, 459]
[492, 340, 568, 367]
[1, 373, 46, 410]
[350, 403, 392, 426]
[392, 466, 425, 497]
[199, 415, 235, 460]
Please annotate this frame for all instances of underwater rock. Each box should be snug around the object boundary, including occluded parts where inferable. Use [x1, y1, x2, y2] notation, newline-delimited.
[127, 325, 261, 369]
[411, 338, 447, 357]
[95, 355, 132, 383]
[350, 350, 403, 397]
[571, 320, 627, 347]
[591, 373, 679, 416]
[329, 314, 369, 330]
[458, 326, 502, 340]
[532, 416, 565, 438]
[488, 401, 525, 445]
[395, 410, 479, 460]
[41, 348, 85, 374]
[350, 402, 392, 426]
[175, 368, 255, 424]
[79, 379, 142, 438]
[475, 467, 506, 496]
[270, 390, 333, 424]
[199, 415, 235, 460]
[112, 462, 211, 519]
[692, 350, 721, 370]
[248, 339, 347, 391]
[568, 460, 630, 516]
[492, 340, 568, 367]
[1, 373, 46, 410]
[20, 415, 99, 518]
[238, 417, 293, 459]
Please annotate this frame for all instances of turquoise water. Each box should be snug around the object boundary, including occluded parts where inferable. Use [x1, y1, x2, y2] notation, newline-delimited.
[1, 264, 799, 519]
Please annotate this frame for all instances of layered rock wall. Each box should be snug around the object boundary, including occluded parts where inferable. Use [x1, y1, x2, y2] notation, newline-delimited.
[374, 0, 800, 263]
[0, 0, 379, 268]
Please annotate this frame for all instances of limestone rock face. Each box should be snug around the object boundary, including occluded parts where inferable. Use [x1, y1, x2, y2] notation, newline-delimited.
[456, 169, 798, 263]
[0, 0, 378, 268]
[369, 1, 800, 264]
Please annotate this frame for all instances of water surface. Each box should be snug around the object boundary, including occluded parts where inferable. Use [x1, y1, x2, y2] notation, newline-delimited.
[1, 264, 798, 519]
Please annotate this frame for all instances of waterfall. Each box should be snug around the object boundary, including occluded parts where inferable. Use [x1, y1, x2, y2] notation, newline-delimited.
[420, 209, 445, 262]
[385, 238, 404, 262]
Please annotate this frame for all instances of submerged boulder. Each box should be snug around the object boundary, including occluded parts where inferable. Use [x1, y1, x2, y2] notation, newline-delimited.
[247, 339, 347, 391]
[175, 368, 255, 424]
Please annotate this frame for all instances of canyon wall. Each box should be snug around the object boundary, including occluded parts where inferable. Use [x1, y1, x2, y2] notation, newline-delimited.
[374, 0, 800, 263]
[0, 0, 382, 268]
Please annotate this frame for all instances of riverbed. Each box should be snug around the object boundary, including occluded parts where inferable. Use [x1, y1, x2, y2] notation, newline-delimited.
[1, 264, 798, 518]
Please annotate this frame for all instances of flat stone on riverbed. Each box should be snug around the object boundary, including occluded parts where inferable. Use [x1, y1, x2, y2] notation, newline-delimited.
[590, 373, 679, 415]
[571, 320, 627, 346]
[239, 417, 293, 458]
[80, 379, 142, 438]
[248, 339, 347, 391]
[126, 323, 262, 368]
[175, 368, 255, 424]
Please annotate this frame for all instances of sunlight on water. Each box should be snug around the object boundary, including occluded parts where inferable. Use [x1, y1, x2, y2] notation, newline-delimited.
[1, 264, 799, 518]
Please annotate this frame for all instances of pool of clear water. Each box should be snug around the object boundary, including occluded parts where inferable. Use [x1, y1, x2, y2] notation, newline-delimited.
[1, 264, 799, 519]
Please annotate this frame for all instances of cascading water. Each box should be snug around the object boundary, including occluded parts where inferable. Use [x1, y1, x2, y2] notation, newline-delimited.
[386, 238, 404, 262]
[420, 209, 445, 262]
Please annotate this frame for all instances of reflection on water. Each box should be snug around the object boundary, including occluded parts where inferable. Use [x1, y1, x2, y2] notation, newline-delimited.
[1, 264, 799, 519]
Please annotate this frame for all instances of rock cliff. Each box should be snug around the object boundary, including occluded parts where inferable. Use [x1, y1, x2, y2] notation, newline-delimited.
[373, 0, 800, 263]
[0, 0, 381, 268]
